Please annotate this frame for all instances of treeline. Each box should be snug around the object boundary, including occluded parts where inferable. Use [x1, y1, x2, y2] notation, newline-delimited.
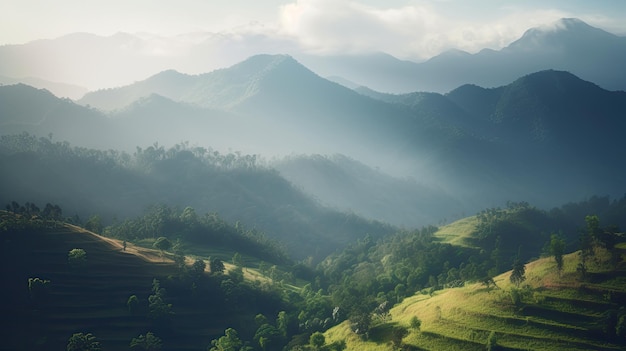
[0, 132, 263, 172]
[1, 201, 65, 232]
[0, 132, 395, 260]
[105, 204, 289, 265]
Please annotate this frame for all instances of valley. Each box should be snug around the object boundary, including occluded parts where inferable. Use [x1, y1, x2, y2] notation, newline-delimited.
[1, 14, 626, 351]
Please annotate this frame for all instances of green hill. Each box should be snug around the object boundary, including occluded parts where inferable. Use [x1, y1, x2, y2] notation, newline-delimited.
[323, 246, 626, 350]
[0, 212, 290, 350]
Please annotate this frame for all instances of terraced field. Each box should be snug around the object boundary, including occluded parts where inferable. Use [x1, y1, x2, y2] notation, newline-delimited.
[324, 250, 626, 350]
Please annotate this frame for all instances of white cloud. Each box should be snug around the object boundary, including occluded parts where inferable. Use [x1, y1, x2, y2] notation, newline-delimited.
[276, 0, 576, 59]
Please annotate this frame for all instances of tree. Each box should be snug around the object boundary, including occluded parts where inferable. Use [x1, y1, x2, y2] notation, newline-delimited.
[549, 233, 566, 276]
[210, 258, 225, 274]
[85, 215, 103, 234]
[66, 332, 102, 351]
[409, 316, 422, 331]
[253, 324, 282, 351]
[209, 328, 244, 351]
[391, 326, 409, 349]
[510, 257, 526, 288]
[28, 277, 50, 300]
[276, 311, 289, 337]
[349, 309, 372, 338]
[148, 279, 172, 321]
[190, 258, 206, 279]
[68, 248, 87, 269]
[130, 332, 162, 350]
[309, 332, 325, 350]
[481, 277, 498, 292]
[153, 237, 172, 255]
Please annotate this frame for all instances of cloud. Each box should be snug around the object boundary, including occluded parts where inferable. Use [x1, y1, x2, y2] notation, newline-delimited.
[277, 0, 572, 59]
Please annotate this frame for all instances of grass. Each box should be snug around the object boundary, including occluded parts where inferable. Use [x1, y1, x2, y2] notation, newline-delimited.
[433, 216, 480, 247]
[324, 245, 626, 351]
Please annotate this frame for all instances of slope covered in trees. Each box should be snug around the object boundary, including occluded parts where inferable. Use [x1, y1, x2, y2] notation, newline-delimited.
[0, 133, 394, 261]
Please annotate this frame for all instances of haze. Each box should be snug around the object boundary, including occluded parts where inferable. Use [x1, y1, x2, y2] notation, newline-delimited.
[2, 0, 626, 90]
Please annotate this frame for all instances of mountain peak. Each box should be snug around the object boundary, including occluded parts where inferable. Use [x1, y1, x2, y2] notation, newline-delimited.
[508, 18, 617, 50]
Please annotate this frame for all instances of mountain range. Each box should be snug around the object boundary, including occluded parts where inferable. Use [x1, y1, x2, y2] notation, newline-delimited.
[1, 51, 625, 227]
[0, 18, 624, 97]
[297, 18, 626, 93]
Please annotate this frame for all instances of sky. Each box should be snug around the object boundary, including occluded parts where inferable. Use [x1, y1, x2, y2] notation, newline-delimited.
[2, 0, 626, 60]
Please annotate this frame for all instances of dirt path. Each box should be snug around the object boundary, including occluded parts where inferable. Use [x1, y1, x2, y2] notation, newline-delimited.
[64, 223, 173, 264]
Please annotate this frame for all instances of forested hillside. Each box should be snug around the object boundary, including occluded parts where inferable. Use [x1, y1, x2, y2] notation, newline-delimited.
[0, 133, 394, 261]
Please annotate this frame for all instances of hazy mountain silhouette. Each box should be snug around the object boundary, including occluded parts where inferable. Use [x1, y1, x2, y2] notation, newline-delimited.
[0, 75, 87, 99]
[274, 154, 465, 227]
[298, 18, 626, 93]
[2, 62, 625, 223]
[1, 18, 622, 95]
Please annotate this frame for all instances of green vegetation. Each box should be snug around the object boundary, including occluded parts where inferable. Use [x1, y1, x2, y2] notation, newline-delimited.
[68, 248, 87, 268]
[130, 332, 163, 350]
[2, 194, 625, 350]
[66, 332, 102, 351]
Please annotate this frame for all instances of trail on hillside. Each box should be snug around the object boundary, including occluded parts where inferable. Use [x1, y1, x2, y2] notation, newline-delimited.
[64, 223, 173, 263]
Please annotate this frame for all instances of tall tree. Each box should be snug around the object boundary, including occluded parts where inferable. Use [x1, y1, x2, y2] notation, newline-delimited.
[549, 233, 566, 276]
[510, 256, 526, 288]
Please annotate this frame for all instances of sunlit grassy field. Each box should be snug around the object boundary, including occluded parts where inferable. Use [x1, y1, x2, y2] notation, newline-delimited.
[324, 247, 626, 350]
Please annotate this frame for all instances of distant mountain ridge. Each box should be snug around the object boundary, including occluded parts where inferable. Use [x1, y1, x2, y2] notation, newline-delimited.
[0, 18, 623, 95]
[1, 60, 625, 224]
[298, 18, 626, 93]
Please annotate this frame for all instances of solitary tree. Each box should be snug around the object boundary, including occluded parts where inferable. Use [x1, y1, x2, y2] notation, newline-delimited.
[510, 257, 526, 288]
[68, 248, 87, 270]
[410, 316, 422, 331]
[549, 233, 566, 276]
[66, 332, 102, 351]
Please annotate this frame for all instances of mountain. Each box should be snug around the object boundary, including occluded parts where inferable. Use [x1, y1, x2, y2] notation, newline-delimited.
[0, 84, 114, 148]
[79, 55, 453, 169]
[2, 18, 623, 95]
[274, 154, 464, 227]
[3, 61, 626, 227]
[0, 75, 87, 99]
[298, 18, 626, 93]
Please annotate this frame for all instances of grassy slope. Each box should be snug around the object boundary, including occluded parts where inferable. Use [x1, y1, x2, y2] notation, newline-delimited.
[324, 247, 626, 350]
[433, 216, 481, 247]
[1, 219, 289, 351]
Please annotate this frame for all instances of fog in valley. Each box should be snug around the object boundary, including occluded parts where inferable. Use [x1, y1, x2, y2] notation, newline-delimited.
[2, 3, 626, 350]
